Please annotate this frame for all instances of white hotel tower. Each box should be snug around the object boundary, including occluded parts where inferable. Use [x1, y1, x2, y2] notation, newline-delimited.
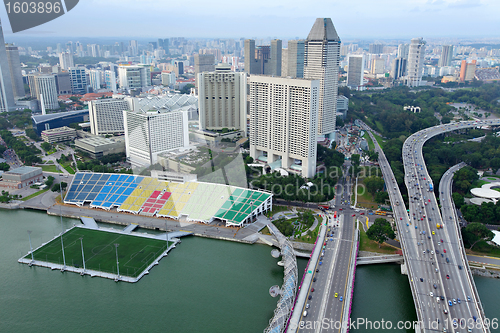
[304, 18, 341, 139]
[248, 76, 319, 178]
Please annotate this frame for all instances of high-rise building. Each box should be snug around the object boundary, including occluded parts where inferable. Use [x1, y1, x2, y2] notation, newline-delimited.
[118, 65, 150, 89]
[28, 74, 59, 111]
[123, 109, 189, 167]
[174, 61, 184, 76]
[129, 40, 138, 56]
[198, 65, 247, 136]
[397, 44, 410, 60]
[304, 18, 340, 138]
[105, 70, 117, 92]
[438, 45, 454, 67]
[89, 98, 131, 135]
[460, 60, 477, 82]
[248, 75, 319, 178]
[194, 54, 215, 89]
[5, 45, 25, 98]
[244, 39, 282, 76]
[282, 40, 305, 78]
[347, 55, 364, 90]
[406, 38, 426, 87]
[391, 57, 407, 80]
[370, 58, 385, 75]
[69, 67, 88, 94]
[59, 52, 74, 70]
[55, 71, 72, 95]
[88, 69, 102, 91]
[369, 43, 384, 54]
[0, 20, 16, 112]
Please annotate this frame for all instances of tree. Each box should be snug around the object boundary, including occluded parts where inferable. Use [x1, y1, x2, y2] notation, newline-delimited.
[452, 192, 465, 209]
[0, 162, 10, 171]
[374, 191, 389, 204]
[180, 84, 194, 94]
[45, 176, 55, 188]
[366, 218, 395, 248]
[464, 222, 494, 250]
[41, 142, 52, 152]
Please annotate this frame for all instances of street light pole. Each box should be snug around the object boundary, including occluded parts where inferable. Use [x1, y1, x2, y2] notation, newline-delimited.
[115, 243, 120, 278]
[27, 230, 34, 263]
[59, 173, 66, 270]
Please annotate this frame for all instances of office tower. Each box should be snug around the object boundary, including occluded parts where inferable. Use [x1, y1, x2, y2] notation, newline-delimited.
[129, 40, 138, 56]
[118, 65, 150, 89]
[268, 39, 282, 76]
[69, 67, 88, 94]
[369, 43, 384, 54]
[0, 20, 16, 111]
[89, 98, 131, 135]
[123, 109, 189, 167]
[198, 65, 247, 136]
[194, 54, 215, 89]
[105, 70, 117, 92]
[406, 38, 426, 87]
[304, 18, 341, 138]
[347, 55, 364, 90]
[5, 45, 25, 98]
[55, 71, 72, 95]
[161, 71, 176, 86]
[397, 44, 410, 59]
[438, 45, 454, 67]
[59, 52, 74, 70]
[244, 39, 259, 74]
[174, 61, 184, 76]
[391, 57, 407, 80]
[244, 39, 282, 76]
[28, 74, 59, 110]
[371, 58, 385, 74]
[88, 69, 102, 91]
[282, 40, 305, 78]
[460, 60, 477, 82]
[248, 75, 319, 178]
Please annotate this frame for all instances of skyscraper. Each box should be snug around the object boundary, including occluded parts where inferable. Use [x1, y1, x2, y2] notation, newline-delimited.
[5, 45, 25, 98]
[105, 70, 117, 93]
[59, 52, 74, 70]
[347, 55, 364, 90]
[369, 43, 384, 54]
[0, 20, 16, 112]
[198, 65, 247, 136]
[28, 74, 59, 111]
[248, 75, 319, 178]
[397, 44, 410, 59]
[244, 39, 282, 76]
[282, 40, 305, 78]
[460, 60, 477, 82]
[88, 69, 102, 91]
[89, 98, 131, 135]
[69, 67, 88, 94]
[304, 18, 341, 138]
[438, 45, 454, 67]
[391, 57, 407, 80]
[406, 38, 426, 87]
[194, 54, 215, 89]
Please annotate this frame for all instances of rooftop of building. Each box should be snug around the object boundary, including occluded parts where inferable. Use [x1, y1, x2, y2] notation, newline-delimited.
[32, 110, 89, 124]
[41, 126, 76, 135]
[75, 136, 124, 147]
[307, 18, 340, 42]
[4, 166, 42, 175]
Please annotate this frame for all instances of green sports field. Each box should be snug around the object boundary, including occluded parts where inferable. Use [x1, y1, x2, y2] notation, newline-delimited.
[26, 228, 172, 278]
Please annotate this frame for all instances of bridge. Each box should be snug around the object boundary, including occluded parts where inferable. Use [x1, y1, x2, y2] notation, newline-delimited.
[356, 255, 404, 265]
[362, 118, 499, 333]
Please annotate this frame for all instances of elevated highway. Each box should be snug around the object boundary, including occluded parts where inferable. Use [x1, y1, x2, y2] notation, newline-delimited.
[363, 119, 500, 333]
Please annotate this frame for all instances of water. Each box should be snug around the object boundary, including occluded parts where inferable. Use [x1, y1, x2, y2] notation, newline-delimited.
[0, 209, 498, 332]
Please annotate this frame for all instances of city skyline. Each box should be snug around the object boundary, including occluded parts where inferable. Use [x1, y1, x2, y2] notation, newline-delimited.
[0, 0, 498, 39]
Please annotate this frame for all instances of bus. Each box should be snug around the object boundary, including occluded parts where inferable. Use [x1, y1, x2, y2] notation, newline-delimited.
[375, 210, 387, 216]
[334, 211, 337, 218]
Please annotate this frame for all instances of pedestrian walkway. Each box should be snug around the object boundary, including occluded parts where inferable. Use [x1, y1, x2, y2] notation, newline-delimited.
[80, 216, 99, 229]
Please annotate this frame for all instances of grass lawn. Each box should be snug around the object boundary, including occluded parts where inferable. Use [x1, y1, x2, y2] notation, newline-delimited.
[267, 205, 291, 217]
[60, 161, 76, 174]
[296, 217, 322, 244]
[41, 165, 62, 173]
[472, 180, 488, 188]
[373, 133, 385, 149]
[465, 240, 500, 259]
[356, 185, 378, 209]
[27, 227, 172, 278]
[363, 133, 375, 151]
[21, 188, 50, 201]
[358, 221, 398, 254]
[375, 121, 385, 134]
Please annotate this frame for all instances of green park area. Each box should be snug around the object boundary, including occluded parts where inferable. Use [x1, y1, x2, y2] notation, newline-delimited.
[27, 228, 172, 278]
[358, 221, 398, 255]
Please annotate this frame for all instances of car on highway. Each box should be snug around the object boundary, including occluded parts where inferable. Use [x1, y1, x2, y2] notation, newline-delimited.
[443, 249, 446, 253]
[443, 309, 448, 315]
[446, 258, 450, 263]
[352, 214, 355, 217]
[440, 239, 443, 243]
[316, 269, 319, 272]
[311, 288, 315, 292]
[453, 298, 456, 304]
[420, 278, 423, 282]
[448, 300, 453, 306]
[306, 304, 310, 309]
[433, 284, 437, 289]
[458, 265, 462, 270]
[467, 296, 471, 301]
[457, 298, 461, 304]
[339, 296, 343, 302]
[335, 293, 338, 298]
[308, 295, 312, 300]
[313, 277, 317, 282]
[446, 274, 449, 279]
[430, 292, 434, 297]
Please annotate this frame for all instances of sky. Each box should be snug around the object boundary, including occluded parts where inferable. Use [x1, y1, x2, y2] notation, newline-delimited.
[1, 0, 500, 40]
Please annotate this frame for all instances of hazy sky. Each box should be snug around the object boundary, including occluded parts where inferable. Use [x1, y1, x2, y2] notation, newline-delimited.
[1, 0, 499, 39]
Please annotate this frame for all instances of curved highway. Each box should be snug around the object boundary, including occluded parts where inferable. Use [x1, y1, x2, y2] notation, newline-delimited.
[363, 119, 500, 333]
